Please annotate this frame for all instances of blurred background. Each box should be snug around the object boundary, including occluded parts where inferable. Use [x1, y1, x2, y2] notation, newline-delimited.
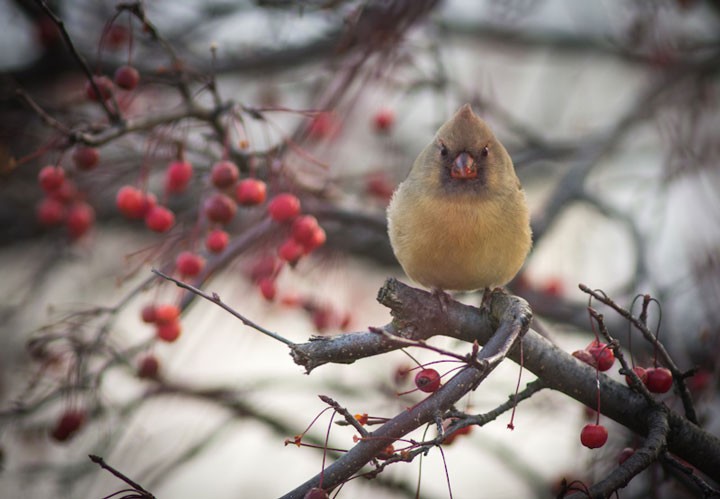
[1, 0, 719, 497]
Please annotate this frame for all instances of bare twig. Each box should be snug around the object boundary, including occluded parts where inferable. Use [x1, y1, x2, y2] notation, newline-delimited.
[89, 454, 155, 498]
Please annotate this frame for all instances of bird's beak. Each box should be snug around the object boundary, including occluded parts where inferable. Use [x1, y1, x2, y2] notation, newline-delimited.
[450, 152, 477, 179]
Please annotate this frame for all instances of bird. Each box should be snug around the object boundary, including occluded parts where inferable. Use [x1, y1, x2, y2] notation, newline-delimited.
[387, 103, 531, 296]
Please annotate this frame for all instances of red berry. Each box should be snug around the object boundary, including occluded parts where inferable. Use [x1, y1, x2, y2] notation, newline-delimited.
[366, 172, 395, 202]
[205, 229, 229, 253]
[38, 165, 65, 192]
[105, 24, 129, 49]
[156, 320, 181, 342]
[542, 277, 564, 297]
[373, 108, 395, 133]
[250, 255, 281, 282]
[307, 112, 340, 141]
[175, 251, 205, 277]
[154, 304, 180, 324]
[141, 304, 157, 323]
[625, 366, 648, 387]
[268, 193, 301, 222]
[572, 349, 596, 368]
[204, 192, 237, 224]
[291, 215, 319, 245]
[303, 488, 329, 499]
[116, 186, 145, 219]
[165, 160, 193, 194]
[137, 354, 160, 379]
[72, 146, 100, 171]
[258, 277, 276, 301]
[66, 202, 94, 239]
[580, 424, 608, 449]
[587, 340, 615, 372]
[113, 65, 140, 90]
[415, 368, 441, 393]
[50, 180, 78, 204]
[312, 306, 334, 332]
[85, 75, 113, 101]
[145, 205, 175, 232]
[36, 198, 66, 226]
[302, 226, 326, 254]
[235, 178, 267, 206]
[443, 424, 473, 445]
[278, 238, 304, 264]
[645, 367, 673, 393]
[51, 409, 86, 442]
[211, 160, 239, 189]
[618, 447, 635, 464]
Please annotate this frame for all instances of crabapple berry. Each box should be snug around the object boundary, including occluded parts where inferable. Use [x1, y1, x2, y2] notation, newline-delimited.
[587, 340, 615, 372]
[278, 238, 304, 264]
[165, 160, 193, 194]
[51, 409, 86, 442]
[307, 112, 340, 141]
[113, 65, 140, 90]
[373, 108, 395, 133]
[36, 198, 66, 226]
[365, 172, 395, 202]
[204, 192, 237, 224]
[250, 255, 281, 282]
[211, 160, 239, 189]
[141, 304, 157, 323]
[145, 205, 175, 232]
[137, 354, 160, 379]
[175, 251, 205, 277]
[542, 277, 564, 297]
[154, 304, 180, 324]
[235, 178, 266, 206]
[258, 277, 276, 301]
[85, 75, 113, 101]
[156, 320, 181, 342]
[291, 215, 319, 246]
[72, 146, 100, 171]
[415, 368, 441, 393]
[625, 366, 648, 387]
[301, 226, 326, 254]
[268, 193, 301, 222]
[66, 202, 95, 239]
[645, 367, 673, 393]
[38, 165, 65, 192]
[205, 229, 229, 253]
[116, 186, 145, 219]
[580, 424, 608, 449]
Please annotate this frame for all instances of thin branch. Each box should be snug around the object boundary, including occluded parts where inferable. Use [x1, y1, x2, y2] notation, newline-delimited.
[89, 454, 155, 499]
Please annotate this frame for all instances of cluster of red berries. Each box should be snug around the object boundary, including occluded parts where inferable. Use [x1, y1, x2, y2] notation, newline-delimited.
[84, 64, 140, 103]
[626, 365, 673, 394]
[573, 339, 616, 372]
[141, 303, 182, 342]
[36, 163, 95, 239]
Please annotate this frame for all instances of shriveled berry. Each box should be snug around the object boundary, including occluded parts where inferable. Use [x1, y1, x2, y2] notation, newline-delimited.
[268, 193, 301, 222]
[210, 160, 239, 189]
[204, 192, 237, 224]
[645, 367, 673, 393]
[113, 65, 140, 90]
[165, 160, 193, 194]
[205, 229, 229, 253]
[156, 320, 181, 342]
[36, 198, 66, 226]
[85, 75, 113, 101]
[415, 368, 441, 393]
[278, 238, 303, 264]
[66, 202, 95, 239]
[137, 354, 160, 379]
[72, 146, 100, 171]
[51, 409, 86, 442]
[175, 251, 205, 277]
[38, 165, 65, 192]
[580, 424, 608, 449]
[235, 178, 266, 206]
[145, 205, 175, 232]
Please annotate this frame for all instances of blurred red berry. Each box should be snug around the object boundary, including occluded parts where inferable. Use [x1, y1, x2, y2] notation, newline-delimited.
[645, 367, 673, 393]
[36, 198, 66, 226]
[165, 160, 193, 194]
[580, 424, 608, 449]
[154, 304, 180, 324]
[372, 108, 395, 133]
[72, 146, 100, 171]
[116, 186, 145, 219]
[278, 238, 303, 264]
[141, 304, 157, 323]
[211, 160, 239, 189]
[291, 215, 319, 246]
[302, 226, 326, 254]
[303, 488, 329, 499]
[258, 277, 276, 301]
[113, 65, 140, 90]
[443, 424, 473, 445]
[85, 75, 113, 101]
[156, 320, 181, 342]
[137, 354, 160, 379]
[66, 202, 94, 239]
[542, 277, 564, 297]
[250, 255, 281, 282]
[365, 172, 395, 203]
[235, 178, 267, 206]
[204, 192, 237, 224]
[205, 229, 229, 253]
[38, 165, 65, 193]
[312, 306, 334, 332]
[105, 24, 129, 49]
[415, 368, 441, 393]
[145, 205, 175, 232]
[51, 409, 86, 442]
[307, 112, 340, 141]
[175, 251, 205, 277]
[268, 193, 301, 222]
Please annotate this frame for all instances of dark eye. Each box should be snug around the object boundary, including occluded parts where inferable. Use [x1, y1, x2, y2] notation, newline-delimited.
[440, 143, 449, 157]
[481, 146, 489, 157]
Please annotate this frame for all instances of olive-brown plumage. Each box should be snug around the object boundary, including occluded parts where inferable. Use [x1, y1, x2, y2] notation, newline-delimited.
[387, 104, 531, 291]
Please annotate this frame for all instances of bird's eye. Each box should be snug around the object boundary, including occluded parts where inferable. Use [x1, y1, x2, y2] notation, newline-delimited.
[481, 146, 489, 157]
[440, 143, 449, 157]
